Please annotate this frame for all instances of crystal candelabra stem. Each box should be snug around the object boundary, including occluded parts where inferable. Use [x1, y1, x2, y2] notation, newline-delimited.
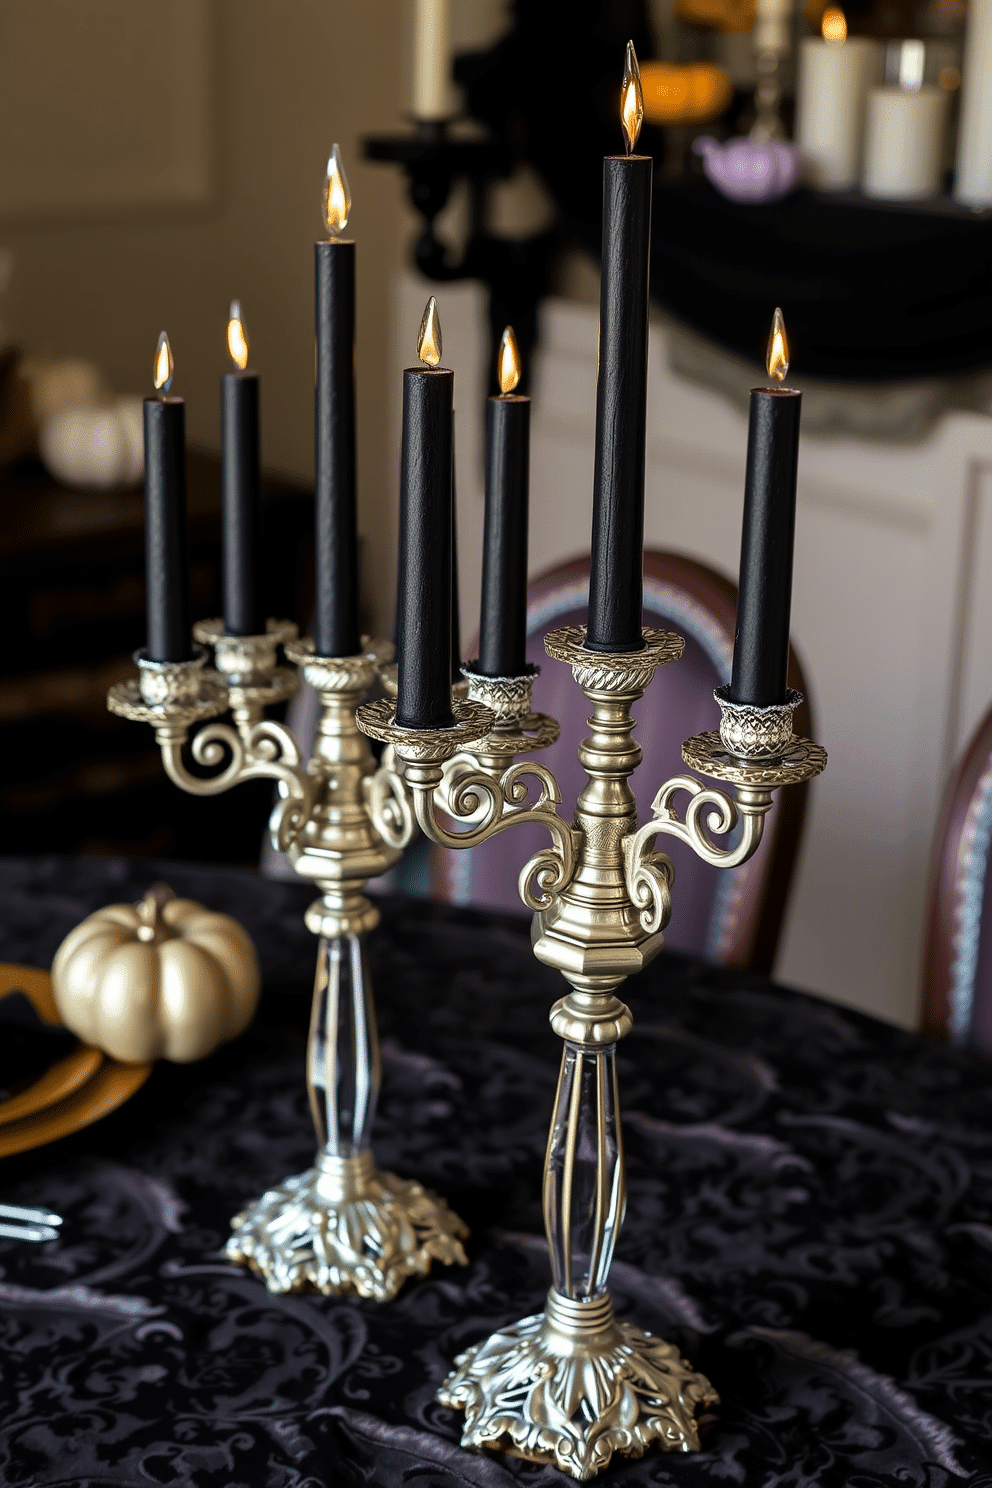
[108, 623, 467, 1301]
[544, 1039, 623, 1299]
[356, 623, 826, 1478]
[307, 933, 381, 1156]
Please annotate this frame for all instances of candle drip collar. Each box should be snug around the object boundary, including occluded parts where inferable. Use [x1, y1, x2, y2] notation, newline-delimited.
[714, 684, 802, 758]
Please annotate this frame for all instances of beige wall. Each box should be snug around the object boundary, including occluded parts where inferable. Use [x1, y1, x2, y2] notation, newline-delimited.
[1, 0, 407, 625]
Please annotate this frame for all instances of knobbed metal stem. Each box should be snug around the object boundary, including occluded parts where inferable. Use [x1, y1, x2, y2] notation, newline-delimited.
[108, 625, 467, 1301]
[357, 621, 826, 1478]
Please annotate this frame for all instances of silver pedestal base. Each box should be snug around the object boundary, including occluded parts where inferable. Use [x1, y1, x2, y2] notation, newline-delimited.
[224, 1149, 468, 1302]
[436, 1288, 717, 1481]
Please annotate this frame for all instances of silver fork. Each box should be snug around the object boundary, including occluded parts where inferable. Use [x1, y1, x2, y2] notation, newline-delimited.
[0, 1203, 63, 1242]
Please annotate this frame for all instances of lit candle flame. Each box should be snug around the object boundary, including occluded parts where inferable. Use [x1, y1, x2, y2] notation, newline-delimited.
[418, 296, 442, 367]
[766, 307, 789, 382]
[154, 331, 174, 393]
[821, 6, 847, 40]
[498, 326, 521, 394]
[227, 300, 249, 370]
[322, 142, 351, 235]
[621, 40, 644, 154]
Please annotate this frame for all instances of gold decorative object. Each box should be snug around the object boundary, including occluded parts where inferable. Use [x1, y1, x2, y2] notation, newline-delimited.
[107, 623, 469, 1301]
[357, 622, 826, 1479]
[51, 884, 260, 1064]
[639, 61, 734, 124]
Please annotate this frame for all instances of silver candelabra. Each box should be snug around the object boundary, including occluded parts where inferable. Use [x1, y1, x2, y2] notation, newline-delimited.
[109, 620, 469, 1301]
[358, 622, 825, 1479]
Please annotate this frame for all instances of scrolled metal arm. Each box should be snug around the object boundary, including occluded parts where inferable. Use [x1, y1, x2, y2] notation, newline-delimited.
[622, 774, 773, 934]
[154, 717, 317, 853]
[403, 757, 580, 911]
[363, 745, 415, 852]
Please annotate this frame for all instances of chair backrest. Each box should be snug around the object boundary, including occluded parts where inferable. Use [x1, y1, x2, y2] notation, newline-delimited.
[434, 550, 814, 974]
[922, 704, 992, 1053]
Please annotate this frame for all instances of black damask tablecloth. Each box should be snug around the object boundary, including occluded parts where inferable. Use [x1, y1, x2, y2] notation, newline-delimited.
[0, 855, 989, 1488]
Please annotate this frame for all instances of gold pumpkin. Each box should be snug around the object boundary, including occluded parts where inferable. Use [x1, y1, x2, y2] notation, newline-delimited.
[51, 885, 260, 1064]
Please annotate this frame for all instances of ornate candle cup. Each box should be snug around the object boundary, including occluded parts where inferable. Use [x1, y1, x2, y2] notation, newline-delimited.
[109, 626, 470, 1302]
[131, 647, 222, 713]
[357, 622, 826, 1479]
[461, 664, 560, 757]
[681, 685, 826, 787]
[194, 616, 299, 692]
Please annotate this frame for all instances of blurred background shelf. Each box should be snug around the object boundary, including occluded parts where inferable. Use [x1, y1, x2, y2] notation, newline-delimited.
[366, 2, 992, 385]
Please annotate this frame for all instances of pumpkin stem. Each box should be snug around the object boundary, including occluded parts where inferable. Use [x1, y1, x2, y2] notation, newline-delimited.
[136, 882, 176, 944]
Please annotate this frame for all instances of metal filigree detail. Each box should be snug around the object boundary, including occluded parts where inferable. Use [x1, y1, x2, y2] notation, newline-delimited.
[286, 635, 388, 694]
[135, 647, 212, 705]
[544, 625, 684, 692]
[471, 713, 562, 758]
[462, 665, 538, 723]
[193, 617, 299, 684]
[714, 684, 802, 758]
[449, 665, 558, 758]
[107, 674, 228, 728]
[356, 697, 496, 761]
[224, 1151, 468, 1302]
[682, 730, 828, 787]
[437, 1289, 718, 1480]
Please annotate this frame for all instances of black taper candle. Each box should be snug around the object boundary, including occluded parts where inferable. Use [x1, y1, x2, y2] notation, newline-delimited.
[586, 150, 653, 653]
[479, 393, 530, 676]
[729, 387, 802, 705]
[451, 428, 461, 683]
[314, 236, 360, 658]
[395, 364, 455, 730]
[221, 367, 263, 635]
[144, 392, 191, 662]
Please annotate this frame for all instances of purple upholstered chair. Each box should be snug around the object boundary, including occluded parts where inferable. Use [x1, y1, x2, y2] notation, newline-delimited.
[434, 551, 815, 974]
[922, 705, 992, 1054]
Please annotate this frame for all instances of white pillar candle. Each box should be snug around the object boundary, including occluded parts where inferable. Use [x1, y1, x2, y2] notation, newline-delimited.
[411, 0, 451, 121]
[863, 85, 947, 198]
[797, 35, 879, 187]
[955, 0, 992, 204]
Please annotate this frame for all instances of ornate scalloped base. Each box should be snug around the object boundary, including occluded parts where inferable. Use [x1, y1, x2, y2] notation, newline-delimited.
[436, 1290, 718, 1481]
[224, 1152, 468, 1302]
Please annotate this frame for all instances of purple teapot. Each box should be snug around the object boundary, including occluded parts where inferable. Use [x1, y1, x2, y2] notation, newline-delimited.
[694, 136, 800, 203]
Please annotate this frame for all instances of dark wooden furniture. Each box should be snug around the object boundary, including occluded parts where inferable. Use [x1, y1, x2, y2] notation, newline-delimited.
[0, 453, 314, 861]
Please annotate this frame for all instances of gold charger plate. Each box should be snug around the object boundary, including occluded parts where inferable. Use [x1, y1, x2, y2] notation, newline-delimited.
[0, 963, 152, 1158]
